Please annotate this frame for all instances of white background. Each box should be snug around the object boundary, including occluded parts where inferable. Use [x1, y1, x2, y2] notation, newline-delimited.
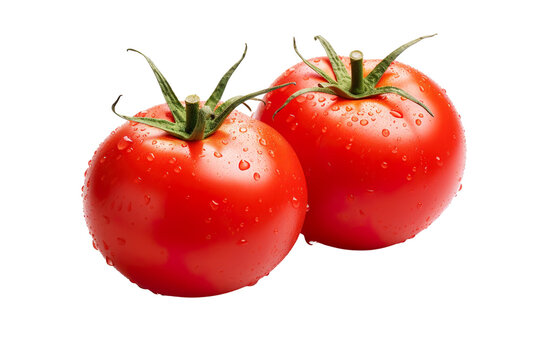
[1, 0, 538, 359]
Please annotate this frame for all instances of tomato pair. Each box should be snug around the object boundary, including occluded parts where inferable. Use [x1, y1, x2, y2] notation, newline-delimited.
[83, 36, 465, 297]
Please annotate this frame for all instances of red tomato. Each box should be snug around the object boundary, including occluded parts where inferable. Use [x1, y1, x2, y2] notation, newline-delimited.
[83, 47, 306, 296]
[255, 36, 465, 250]
[83, 106, 306, 296]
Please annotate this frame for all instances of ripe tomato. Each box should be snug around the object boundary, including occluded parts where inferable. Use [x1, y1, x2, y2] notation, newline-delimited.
[83, 47, 306, 296]
[255, 36, 465, 250]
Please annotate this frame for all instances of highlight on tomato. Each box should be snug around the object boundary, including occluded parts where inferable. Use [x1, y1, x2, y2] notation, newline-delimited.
[255, 35, 466, 250]
[82, 45, 307, 297]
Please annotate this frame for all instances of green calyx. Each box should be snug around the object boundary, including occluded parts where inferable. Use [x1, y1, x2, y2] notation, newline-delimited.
[274, 34, 436, 119]
[113, 45, 294, 140]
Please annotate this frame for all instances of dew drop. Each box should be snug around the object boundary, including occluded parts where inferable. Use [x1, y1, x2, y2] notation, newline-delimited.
[345, 143, 353, 150]
[239, 160, 251, 171]
[318, 97, 326, 103]
[390, 110, 403, 118]
[402, 155, 408, 162]
[306, 94, 314, 100]
[146, 153, 155, 161]
[345, 105, 353, 112]
[92, 240, 98, 250]
[169, 157, 177, 164]
[459, 184, 463, 191]
[360, 119, 368, 126]
[417, 202, 423, 209]
[253, 172, 261, 181]
[106, 257, 114, 266]
[238, 239, 248, 245]
[291, 196, 300, 208]
[382, 129, 390, 137]
[259, 138, 267, 146]
[117, 136, 133, 150]
[210, 200, 220, 211]
[239, 127, 247, 133]
[406, 174, 413, 181]
[152, 140, 158, 145]
[419, 85, 425, 92]
[213, 151, 223, 158]
[296, 96, 306, 103]
[321, 126, 328, 133]
[381, 161, 388, 169]
[416, 119, 422, 126]
[331, 105, 340, 111]
[144, 194, 151, 204]
[173, 166, 182, 173]
[351, 116, 359, 122]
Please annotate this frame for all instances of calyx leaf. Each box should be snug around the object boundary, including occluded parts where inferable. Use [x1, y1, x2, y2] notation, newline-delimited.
[274, 34, 436, 119]
[113, 46, 294, 140]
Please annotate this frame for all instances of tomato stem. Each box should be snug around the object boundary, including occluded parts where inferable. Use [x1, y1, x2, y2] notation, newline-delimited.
[349, 50, 364, 94]
[185, 95, 200, 134]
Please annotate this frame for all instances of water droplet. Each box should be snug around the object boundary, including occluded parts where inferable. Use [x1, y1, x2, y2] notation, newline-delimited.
[210, 200, 220, 211]
[360, 119, 368, 126]
[402, 155, 407, 162]
[345, 143, 353, 150]
[390, 110, 403, 118]
[243, 147, 249, 152]
[238, 160, 250, 171]
[296, 96, 306, 103]
[318, 97, 326, 103]
[419, 85, 425, 92]
[146, 153, 155, 161]
[306, 239, 316, 245]
[459, 184, 463, 191]
[382, 129, 390, 137]
[321, 126, 328, 133]
[435, 156, 443, 166]
[381, 161, 388, 169]
[253, 172, 261, 181]
[259, 138, 267, 146]
[238, 239, 248, 245]
[331, 105, 340, 111]
[152, 139, 158, 145]
[291, 196, 300, 208]
[268, 150, 275, 158]
[406, 174, 413, 181]
[345, 105, 353, 112]
[117, 136, 133, 150]
[351, 116, 359, 122]
[173, 166, 182, 173]
[419, 113, 424, 118]
[213, 151, 223, 158]
[92, 240, 98, 250]
[221, 139, 229, 145]
[416, 119, 422, 126]
[239, 127, 247, 133]
[169, 157, 177, 164]
[106, 257, 114, 266]
[205, 234, 212, 240]
[144, 194, 151, 204]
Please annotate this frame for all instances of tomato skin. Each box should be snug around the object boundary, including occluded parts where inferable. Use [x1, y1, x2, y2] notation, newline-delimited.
[255, 57, 466, 250]
[83, 105, 307, 297]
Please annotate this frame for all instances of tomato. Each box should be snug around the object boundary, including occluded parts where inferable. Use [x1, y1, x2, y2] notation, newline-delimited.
[254, 35, 466, 250]
[83, 47, 306, 296]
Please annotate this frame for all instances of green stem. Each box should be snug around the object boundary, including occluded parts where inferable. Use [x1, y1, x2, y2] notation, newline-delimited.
[349, 50, 364, 94]
[185, 94, 200, 134]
